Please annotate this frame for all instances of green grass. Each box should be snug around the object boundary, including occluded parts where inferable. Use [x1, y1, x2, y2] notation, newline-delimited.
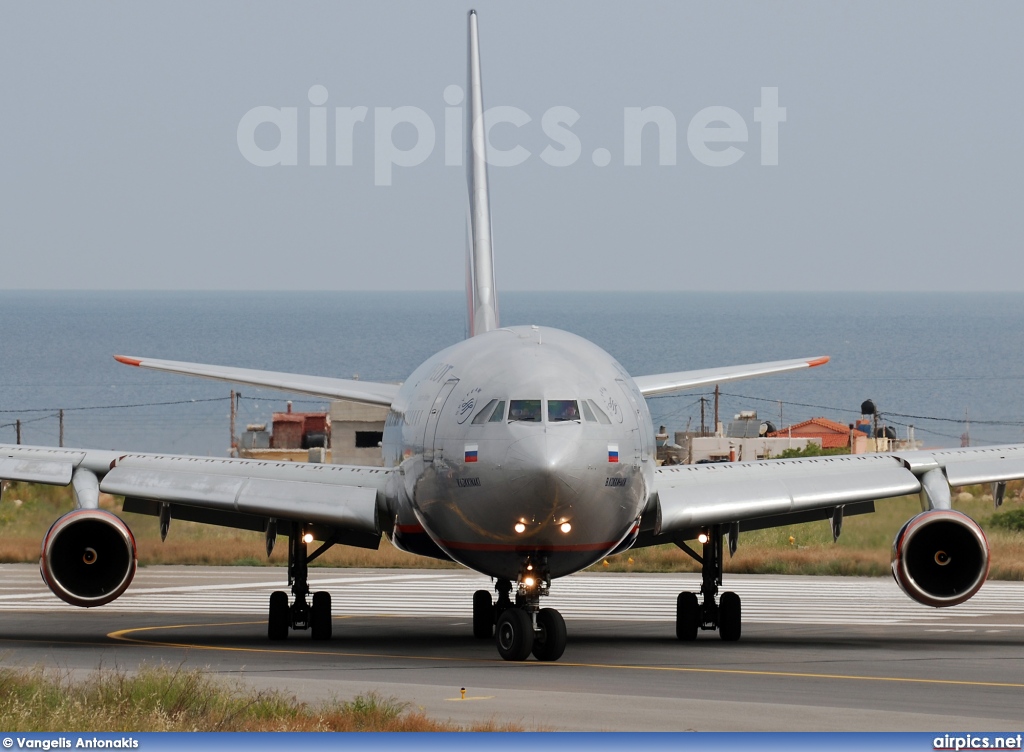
[0, 664, 520, 731]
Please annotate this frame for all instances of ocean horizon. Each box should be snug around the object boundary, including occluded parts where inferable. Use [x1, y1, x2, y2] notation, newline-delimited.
[2, 290, 1023, 455]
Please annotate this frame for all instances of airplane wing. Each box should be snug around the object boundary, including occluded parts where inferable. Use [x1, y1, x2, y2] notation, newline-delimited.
[0, 442, 391, 562]
[633, 356, 830, 397]
[113, 355, 399, 406]
[641, 444, 1024, 543]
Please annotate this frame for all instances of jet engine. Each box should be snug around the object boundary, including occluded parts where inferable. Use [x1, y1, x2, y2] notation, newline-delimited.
[891, 509, 989, 608]
[40, 509, 137, 607]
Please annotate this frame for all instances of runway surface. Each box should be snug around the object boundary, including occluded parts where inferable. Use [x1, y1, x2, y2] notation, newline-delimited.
[2, 564, 1024, 731]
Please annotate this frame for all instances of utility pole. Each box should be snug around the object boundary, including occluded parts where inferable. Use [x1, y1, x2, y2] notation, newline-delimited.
[15, 420, 21, 445]
[699, 397, 707, 436]
[713, 385, 720, 437]
[59, 409, 64, 448]
[230, 390, 237, 456]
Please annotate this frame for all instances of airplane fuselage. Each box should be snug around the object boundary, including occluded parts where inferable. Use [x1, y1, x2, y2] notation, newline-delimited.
[382, 326, 654, 580]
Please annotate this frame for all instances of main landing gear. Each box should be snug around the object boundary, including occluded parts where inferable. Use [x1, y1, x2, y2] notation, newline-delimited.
[674, 524, 741, 642]
[472, 562, 567, 662]
[268, 522, 335, 641]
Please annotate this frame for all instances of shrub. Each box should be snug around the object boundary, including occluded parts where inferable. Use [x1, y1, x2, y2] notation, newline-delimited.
[989, 508, 1024, 533]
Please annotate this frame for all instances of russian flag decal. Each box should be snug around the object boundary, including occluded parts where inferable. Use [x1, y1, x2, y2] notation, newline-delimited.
[465, 443, 479, 463]
[607, 443, 619, 463]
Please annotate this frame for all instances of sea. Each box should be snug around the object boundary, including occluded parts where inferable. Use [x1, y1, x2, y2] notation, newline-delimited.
[2, 290, 1024, 456]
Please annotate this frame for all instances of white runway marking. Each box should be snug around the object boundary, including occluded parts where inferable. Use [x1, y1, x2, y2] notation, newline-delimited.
[1, 565, 1022, 626]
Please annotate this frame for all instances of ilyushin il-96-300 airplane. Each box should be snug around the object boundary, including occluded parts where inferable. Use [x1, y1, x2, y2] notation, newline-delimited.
[3, 11, 1024, 662]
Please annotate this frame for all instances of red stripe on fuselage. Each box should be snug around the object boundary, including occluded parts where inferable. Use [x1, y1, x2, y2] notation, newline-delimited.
[395, 523, 426, 534]
[439, 539, 620, 553]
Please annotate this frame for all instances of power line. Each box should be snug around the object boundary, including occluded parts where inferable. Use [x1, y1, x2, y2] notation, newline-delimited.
[0, 394, 331, 415]
[714, 391, 1024, 428]
[0, 412, 59, 430]
[0, 397, 230, 414]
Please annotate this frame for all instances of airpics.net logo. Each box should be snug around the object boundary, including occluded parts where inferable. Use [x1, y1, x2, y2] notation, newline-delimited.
[236, 85, 786, 186]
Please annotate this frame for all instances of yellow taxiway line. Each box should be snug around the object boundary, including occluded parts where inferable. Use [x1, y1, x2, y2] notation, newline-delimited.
[100, 620, 1024, 691]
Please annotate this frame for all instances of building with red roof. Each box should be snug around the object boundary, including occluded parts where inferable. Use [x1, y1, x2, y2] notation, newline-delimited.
[767, 417, 860, 451]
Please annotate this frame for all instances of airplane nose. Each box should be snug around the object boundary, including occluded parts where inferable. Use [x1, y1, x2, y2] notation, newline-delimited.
[505, 434, 583, 499]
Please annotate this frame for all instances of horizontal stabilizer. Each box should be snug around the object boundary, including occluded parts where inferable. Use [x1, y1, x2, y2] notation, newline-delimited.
[114, 355, 399, 406]
[634, 356, 829, 397]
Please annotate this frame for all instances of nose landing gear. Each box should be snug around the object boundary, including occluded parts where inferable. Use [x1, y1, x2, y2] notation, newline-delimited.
[674, 524, 742, 641]
[267, 522, 336, 641]
[472, 563, 567, 661]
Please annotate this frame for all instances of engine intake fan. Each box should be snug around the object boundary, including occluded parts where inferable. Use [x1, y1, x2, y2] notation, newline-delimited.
[891, 509, 989, 608]
[40, 509, 137, 608]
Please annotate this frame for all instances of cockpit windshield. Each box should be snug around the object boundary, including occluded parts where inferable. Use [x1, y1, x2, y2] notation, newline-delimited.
[548, 400, 580, 422]
[508, 400, 542, 423]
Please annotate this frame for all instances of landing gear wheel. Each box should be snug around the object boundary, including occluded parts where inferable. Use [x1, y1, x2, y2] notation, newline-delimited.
[268, 590, 289, 640]
[495, 608, 534, 661]
[719, 591, 741, 642]
[676, 592, 699, 641]
[532, 608, 567, 661]
[311, 591, 332, 641]
[473, 589, 494, 639]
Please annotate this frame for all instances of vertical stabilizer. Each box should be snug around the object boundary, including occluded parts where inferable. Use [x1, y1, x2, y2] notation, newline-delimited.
[465, 10, 499, 337]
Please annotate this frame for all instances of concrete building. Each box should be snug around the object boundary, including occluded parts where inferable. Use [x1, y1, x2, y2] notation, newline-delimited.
[682, 434, 817, 464]
[329, 399, 387, 467]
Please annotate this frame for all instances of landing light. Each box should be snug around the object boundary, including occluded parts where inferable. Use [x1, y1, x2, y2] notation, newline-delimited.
[514, 523, 526, 534]
[302, 533, 314, 544]
[523, 576, 535, 588]
[697, 532, 710, 545]
[560, 522, 572, 534]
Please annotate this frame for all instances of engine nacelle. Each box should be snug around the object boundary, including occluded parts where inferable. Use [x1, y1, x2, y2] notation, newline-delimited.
[40, 509, 137, 608]
[891, 509, 989, 608]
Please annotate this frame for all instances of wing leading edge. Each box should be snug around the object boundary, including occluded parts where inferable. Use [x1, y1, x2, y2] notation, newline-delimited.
[643, 444, 1024, 543]
[114, 355, 399, 406]
[0, 443, 390, 546]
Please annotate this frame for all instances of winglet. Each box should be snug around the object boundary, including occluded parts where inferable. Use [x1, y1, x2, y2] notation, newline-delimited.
[807, 356, 830, 368]
[113, 355, 142, 367]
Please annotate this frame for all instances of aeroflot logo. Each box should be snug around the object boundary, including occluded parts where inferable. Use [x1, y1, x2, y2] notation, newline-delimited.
[236, 85, 786, 186]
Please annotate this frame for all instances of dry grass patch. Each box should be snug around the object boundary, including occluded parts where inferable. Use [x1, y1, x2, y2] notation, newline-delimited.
[0, 664, 520, 732]
[0, 481, 457, 569]
[598, 484, 1024, 578]
[4, 479, 1024, 579]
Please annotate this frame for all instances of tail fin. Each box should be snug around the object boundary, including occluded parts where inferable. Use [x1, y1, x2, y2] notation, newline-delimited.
[465, 10, 499, 337]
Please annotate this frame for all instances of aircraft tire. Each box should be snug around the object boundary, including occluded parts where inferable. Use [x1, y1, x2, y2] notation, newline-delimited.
[311, 591, 332, 641]
[495, 608, 533, 661]
[532, 608, 567, 661]
[268, 590, 289, 640]
[719, 591, 741, 641]
[676, 592, 699, 641]
[472, 589, 494, 638]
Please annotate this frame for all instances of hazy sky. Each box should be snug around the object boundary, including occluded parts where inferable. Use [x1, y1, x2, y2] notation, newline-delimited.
[2, 2, 1022, 291]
